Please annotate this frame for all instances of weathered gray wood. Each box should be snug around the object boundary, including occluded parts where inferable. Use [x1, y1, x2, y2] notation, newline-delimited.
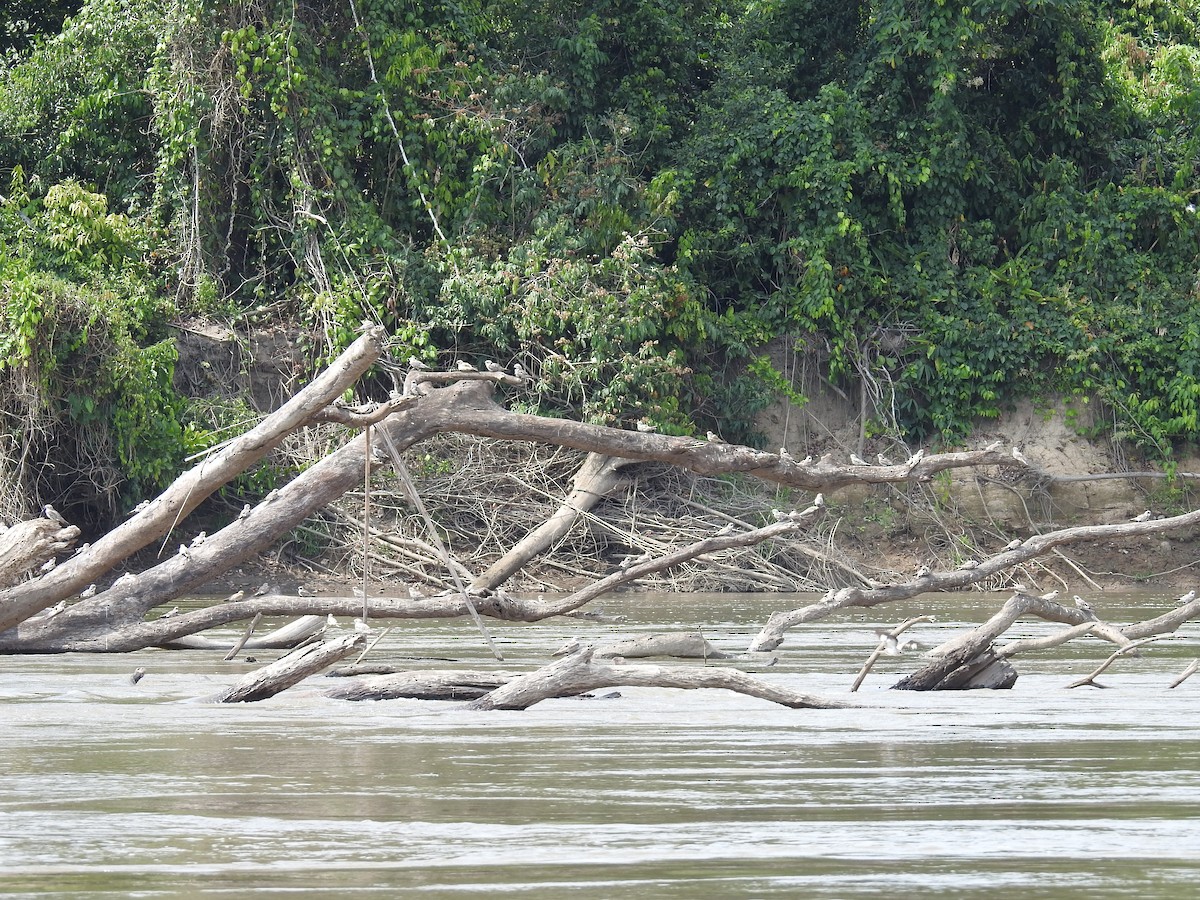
[594, 632, 733, 660]
[216, 633, 365, 702]
[0, 328, 389, 633]
[470, 452, 631, 593]
[0, 519, 80, 590]
[466, 646, 850, 711]
[323, 670, 510, 701]
[748, 508, 1200, 652]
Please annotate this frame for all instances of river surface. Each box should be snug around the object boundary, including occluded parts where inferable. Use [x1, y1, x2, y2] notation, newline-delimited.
[2, 590, 1199, 897]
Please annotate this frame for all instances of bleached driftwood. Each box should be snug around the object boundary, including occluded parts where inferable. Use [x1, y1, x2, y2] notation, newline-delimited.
[216, 632, 366, 703]
[0, 518, 80, 589]
[748, 509, 1200, 652]
[465, 646, 851, 710]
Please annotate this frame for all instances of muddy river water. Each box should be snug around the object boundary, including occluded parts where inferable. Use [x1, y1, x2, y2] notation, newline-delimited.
[2, 591, 1199, 897]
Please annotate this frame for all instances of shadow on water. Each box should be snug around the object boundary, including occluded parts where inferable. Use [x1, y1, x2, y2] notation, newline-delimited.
[2, 591, 1200, 897]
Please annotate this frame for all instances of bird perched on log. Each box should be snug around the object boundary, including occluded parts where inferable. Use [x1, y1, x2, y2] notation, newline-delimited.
[636, 421, 657, 433]
[79, 583, 97, 599]
[253, 582, 270, 596]
[1132, 510, 1153, 522]
[877, 453, 894, 466]
[1012, 446, 1031, 466]
[906, 449, 925, 467]
[40, 558, 56, 573]
[915, 564, 932, 578]
[484, 360, 505, 373]
[1041, 589, 1060, 601]
[408, 585, 425, 600]
[177, 544, 191, 559]
[353, 617, 372, 633]
[779, 447, 795, 464]
[237, 503, 252, 520]
[408, 356, 430, 370]
[225, 590, 245, 603]
[1177, 589, 1197, 605]
[513, 363, 528, 380]
[42, 504, 66, 525]
[706, 431, 724, 443]
[1073, 595, 1093, 613]
[456, 360, 477, 371]
[191, 531, 207, 548]
[849, 453, 869, 466]
[160, 606, 179, 619]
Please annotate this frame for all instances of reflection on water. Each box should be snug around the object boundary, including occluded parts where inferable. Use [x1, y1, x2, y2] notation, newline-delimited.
[2, 592, 1200, 897]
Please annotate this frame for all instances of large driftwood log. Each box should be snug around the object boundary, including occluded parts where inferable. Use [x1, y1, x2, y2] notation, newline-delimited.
[593, 632, 734, 660]
[465, 646, 851, 710]
[216, 633, 366, 702]
[322, 670, 511, 701]
[0, 328, 391, 633]
[0, 518, 80, 589]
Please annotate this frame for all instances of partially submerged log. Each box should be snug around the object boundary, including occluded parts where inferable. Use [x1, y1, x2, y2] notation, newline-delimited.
[748, 509, 1200, 652]
[465, 646, 851, 711]
[593, 632, 734, 660]
[892, 592, 1200, 691]
[216, 632, 366, 703]
[323, 670, 510, 701]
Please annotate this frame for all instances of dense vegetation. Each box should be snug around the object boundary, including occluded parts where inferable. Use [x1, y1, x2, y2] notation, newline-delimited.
[1, 0, 1198, 523]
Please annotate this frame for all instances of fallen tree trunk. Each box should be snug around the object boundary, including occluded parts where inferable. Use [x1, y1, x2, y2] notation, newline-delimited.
[465, 646, 852, 710]
[0, 518, 81, 589]
[0, 327, 392, 633]
[216, 632, 366, 703]
[469, 452, 633, 592]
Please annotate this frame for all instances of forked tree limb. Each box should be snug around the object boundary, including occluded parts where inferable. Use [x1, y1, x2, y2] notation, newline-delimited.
[892, 594, 1200, 691]
[1066, 636, 1172, 689]
[0, 328, 389, 632]
[748, 507, 1200, 651]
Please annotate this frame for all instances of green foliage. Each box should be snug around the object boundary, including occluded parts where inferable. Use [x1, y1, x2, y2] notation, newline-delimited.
[0, 171, 183, 514]
[2, 0, 1200, 504]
